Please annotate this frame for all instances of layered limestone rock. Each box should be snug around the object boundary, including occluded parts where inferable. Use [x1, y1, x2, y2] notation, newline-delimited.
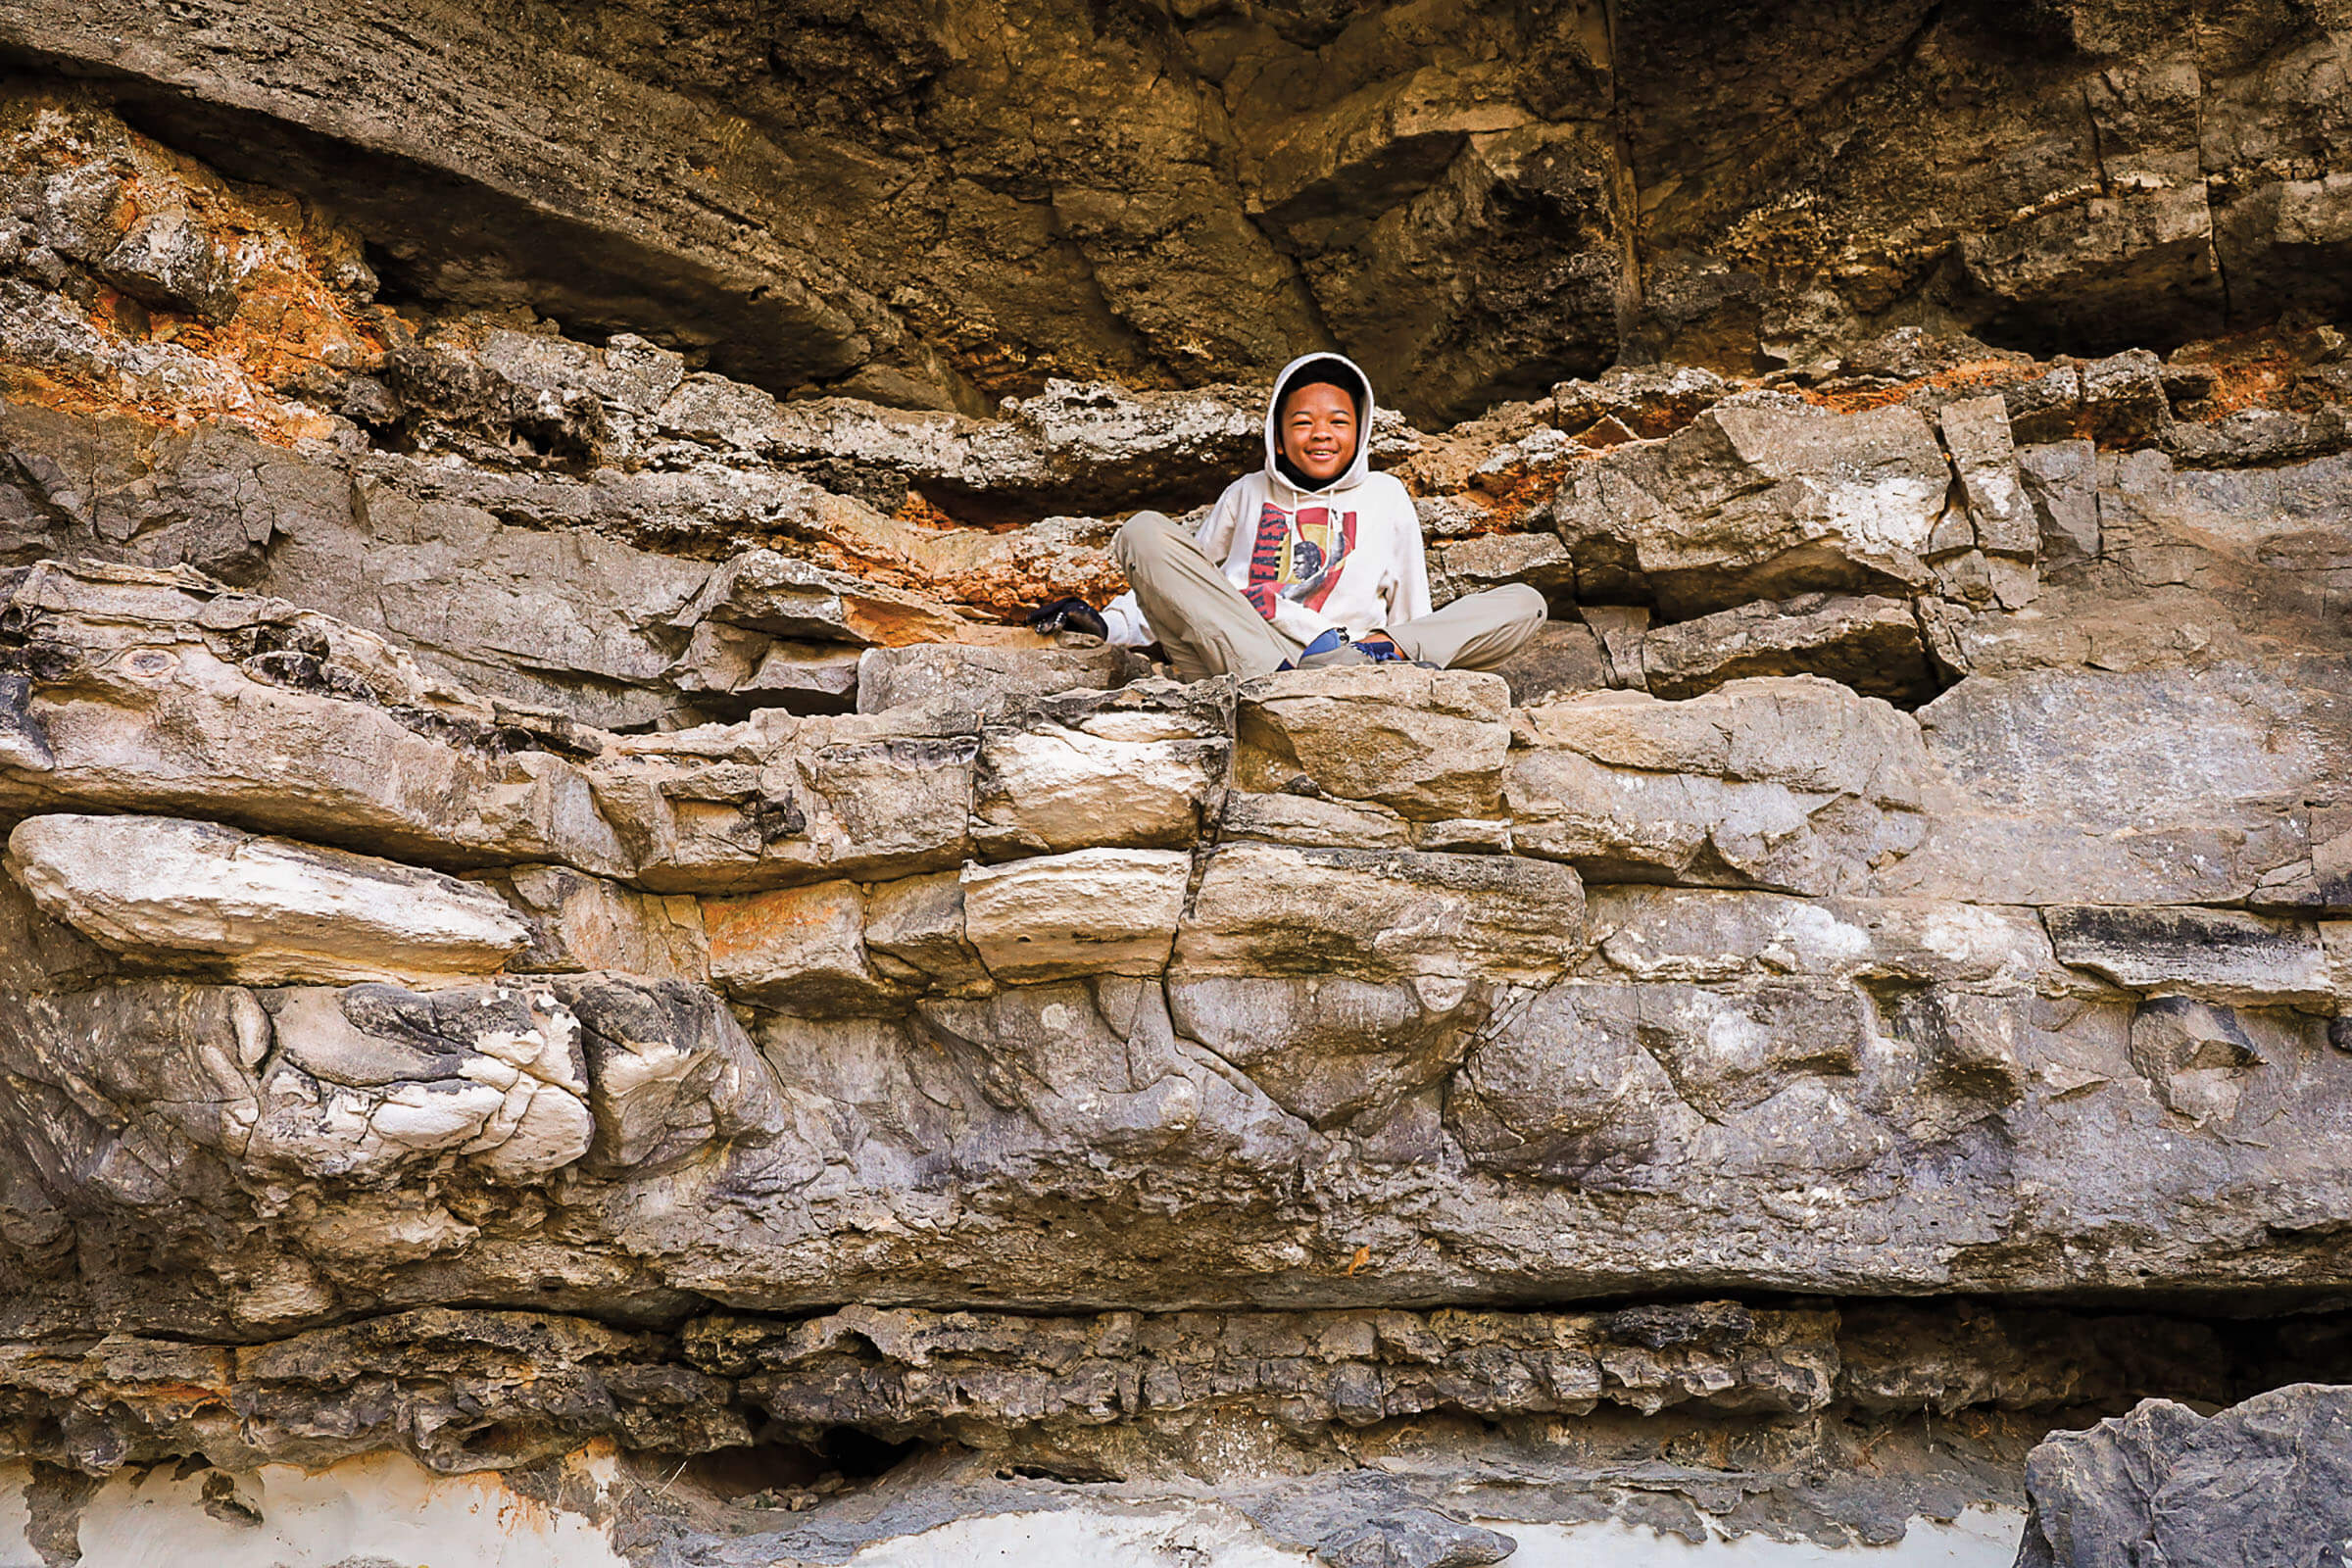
[0, 555, 2344, 1327]
[0, 51, 2350, 1568]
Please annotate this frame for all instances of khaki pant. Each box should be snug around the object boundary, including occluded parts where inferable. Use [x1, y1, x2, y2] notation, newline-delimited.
[1112, 512, 1547, 683]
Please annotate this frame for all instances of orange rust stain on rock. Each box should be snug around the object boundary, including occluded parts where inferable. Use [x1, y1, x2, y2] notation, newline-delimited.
[1799, 360, 2044, 415]
[2196, 357, 2298, 417]
[792, 504, 1130, 627]
[839, 593, 973, 647]
[703, 884, 858, 967]
[892, 491, 966, 530]
[130, 1381, 234, 1407]
[2170, 326, 2308, 418]
[1461, 460, 1585, 530]
[3, 108, 387, 448]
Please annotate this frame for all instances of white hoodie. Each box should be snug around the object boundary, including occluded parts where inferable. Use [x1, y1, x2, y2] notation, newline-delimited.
[1101, 352, 1433, 650]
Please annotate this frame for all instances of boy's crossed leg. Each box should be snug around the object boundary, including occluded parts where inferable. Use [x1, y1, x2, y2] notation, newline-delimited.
[1112, 513, 1545, 683]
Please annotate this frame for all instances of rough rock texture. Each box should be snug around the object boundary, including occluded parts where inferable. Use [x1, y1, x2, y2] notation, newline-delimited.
[0, 34, 2349, 1568]
[0, 554, 2345, 1329]
[2014, 1384, 2352, 1568]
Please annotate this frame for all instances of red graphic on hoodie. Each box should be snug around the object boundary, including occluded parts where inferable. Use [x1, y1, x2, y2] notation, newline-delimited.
[1244, 502, 1355, 623]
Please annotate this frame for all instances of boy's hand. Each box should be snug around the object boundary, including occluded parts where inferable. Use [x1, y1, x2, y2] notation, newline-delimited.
[1026, 597, 1108, 640]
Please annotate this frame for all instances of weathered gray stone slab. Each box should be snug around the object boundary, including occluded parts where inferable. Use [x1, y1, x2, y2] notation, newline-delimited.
[1508, 677, 1927, 895]
[6, 813, 527, 985]
[1546, 403, 1951, 615]
[1641, 593, 1935, 705]
[2016, 1385, 2352, 1568]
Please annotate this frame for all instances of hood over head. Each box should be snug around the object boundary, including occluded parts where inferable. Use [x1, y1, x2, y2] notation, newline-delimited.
[1265, 352, 1375, 499]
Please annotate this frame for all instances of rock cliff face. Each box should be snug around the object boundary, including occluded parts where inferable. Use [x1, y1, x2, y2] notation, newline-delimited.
[0, 15, 2347, 1565]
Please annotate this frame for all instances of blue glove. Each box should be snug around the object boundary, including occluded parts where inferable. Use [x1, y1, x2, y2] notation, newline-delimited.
[1026, 597, 1108, 640]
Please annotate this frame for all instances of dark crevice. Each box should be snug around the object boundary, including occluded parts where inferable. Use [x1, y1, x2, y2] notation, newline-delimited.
[819, 1427, 927, 1480]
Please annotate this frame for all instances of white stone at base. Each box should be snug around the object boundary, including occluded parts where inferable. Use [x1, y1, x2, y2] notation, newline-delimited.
[1494, 1510, 2025, 1567]
[836, 1504, 2028, 1568]
[0, 1469, 29, 1568]
[0, 1454, 2024, 1568]
[0, 1451, 629, 1568]
[842, 1503, 1318, 1567]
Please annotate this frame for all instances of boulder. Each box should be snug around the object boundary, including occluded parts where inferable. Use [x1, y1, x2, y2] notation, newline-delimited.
[1640, 594, 1936, 705]
[590, 715, 979, 894]
[667, 550, 966, 648]
[2019, 440, 2101, 561]
[5, 813, 528, 985]
[1490, 619, 1609, 707]
[2016, 1385, 2352, 1568]
[665, 627, 863, 719]
[1428, 532, 1574, 610]
[1579, 604, 1651, 690]
[705, 880, 910, 1015]
[1544, 403, 1952, 616]
[1237, 666, 1511, 820]
[1449, 979, 1868, 1180]
[971, 681, 1231, 856]
[959, 849, 1190, 984]
[2126, 997, 2270, 1126]
[861, 870, 991, 996]
[1936, 395, 2036, 560]
[1508, 677, 1929, 895]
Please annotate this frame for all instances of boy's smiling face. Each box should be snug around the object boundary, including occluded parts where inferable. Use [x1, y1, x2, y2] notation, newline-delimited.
[1278, 381, 1358, 485]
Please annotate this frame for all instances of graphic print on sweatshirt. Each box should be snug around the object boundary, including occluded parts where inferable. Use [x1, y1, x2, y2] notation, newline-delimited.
[1243, 502, 1357, 621]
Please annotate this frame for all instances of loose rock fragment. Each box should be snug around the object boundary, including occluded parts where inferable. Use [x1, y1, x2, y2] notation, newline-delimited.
[2016, 1386, 2352, 1568]
[1546, 403, 1952, 615]
[971, 682, 1230, 855]
[706, 879, 909, 1015]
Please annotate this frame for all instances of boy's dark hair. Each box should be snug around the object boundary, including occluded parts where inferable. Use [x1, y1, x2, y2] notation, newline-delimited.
[1276, 357, 1367, 422]
[1273, 357, 1368, 488]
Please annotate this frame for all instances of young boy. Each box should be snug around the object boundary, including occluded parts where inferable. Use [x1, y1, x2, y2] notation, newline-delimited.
[1028, 353, 1547, 682]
